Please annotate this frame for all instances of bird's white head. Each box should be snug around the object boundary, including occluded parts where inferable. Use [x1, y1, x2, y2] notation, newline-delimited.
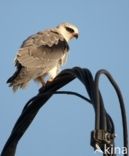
[56, 22, 79, 42]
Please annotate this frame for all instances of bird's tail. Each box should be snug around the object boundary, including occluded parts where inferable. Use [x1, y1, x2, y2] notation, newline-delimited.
[7, 65, 29, 92]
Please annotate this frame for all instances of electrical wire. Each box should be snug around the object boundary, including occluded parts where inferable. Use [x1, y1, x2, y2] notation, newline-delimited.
[1, 67, 128, 156]
[95, 69, 128, 156]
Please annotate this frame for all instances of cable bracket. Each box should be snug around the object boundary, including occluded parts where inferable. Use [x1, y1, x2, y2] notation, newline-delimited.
[91, 129, 116, 151]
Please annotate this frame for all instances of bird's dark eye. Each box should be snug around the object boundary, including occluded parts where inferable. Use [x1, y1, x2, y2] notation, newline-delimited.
[65, 27, 74, 33]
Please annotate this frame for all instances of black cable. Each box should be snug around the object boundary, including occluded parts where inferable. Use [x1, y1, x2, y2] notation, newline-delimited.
[94, 72, 104, 130]
[95, 69, 128, 156]
[22, 90, 91, 113]
[1, 67, 128, 156]
[1, 69, 77, 156]
[55, 91, 114, 134]
[54, 91, 92, 103]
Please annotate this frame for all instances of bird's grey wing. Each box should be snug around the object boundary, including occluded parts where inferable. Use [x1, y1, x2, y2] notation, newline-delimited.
[16, 30, 69, 69]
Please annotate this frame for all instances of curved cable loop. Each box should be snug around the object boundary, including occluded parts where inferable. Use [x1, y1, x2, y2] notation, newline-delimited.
[95, 69, 128, 156]
[1, 67, 128, 156]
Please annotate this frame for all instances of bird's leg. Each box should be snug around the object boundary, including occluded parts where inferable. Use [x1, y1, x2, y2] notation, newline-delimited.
[35, 76, 46, 86]
[47, 66, 59, 83]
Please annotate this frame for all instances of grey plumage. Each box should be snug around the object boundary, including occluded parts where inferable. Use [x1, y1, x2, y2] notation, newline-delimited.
[7, 23, 79, 91]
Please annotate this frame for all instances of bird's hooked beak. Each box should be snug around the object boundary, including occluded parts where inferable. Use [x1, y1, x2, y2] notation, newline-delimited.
[73, 33, 79, 39]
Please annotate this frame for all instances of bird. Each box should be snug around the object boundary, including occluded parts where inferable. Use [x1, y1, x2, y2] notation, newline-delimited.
[7, 22, 79, 91]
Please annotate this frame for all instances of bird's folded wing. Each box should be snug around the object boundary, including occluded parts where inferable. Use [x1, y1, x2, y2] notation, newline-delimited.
[16, 30, 69, 68]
